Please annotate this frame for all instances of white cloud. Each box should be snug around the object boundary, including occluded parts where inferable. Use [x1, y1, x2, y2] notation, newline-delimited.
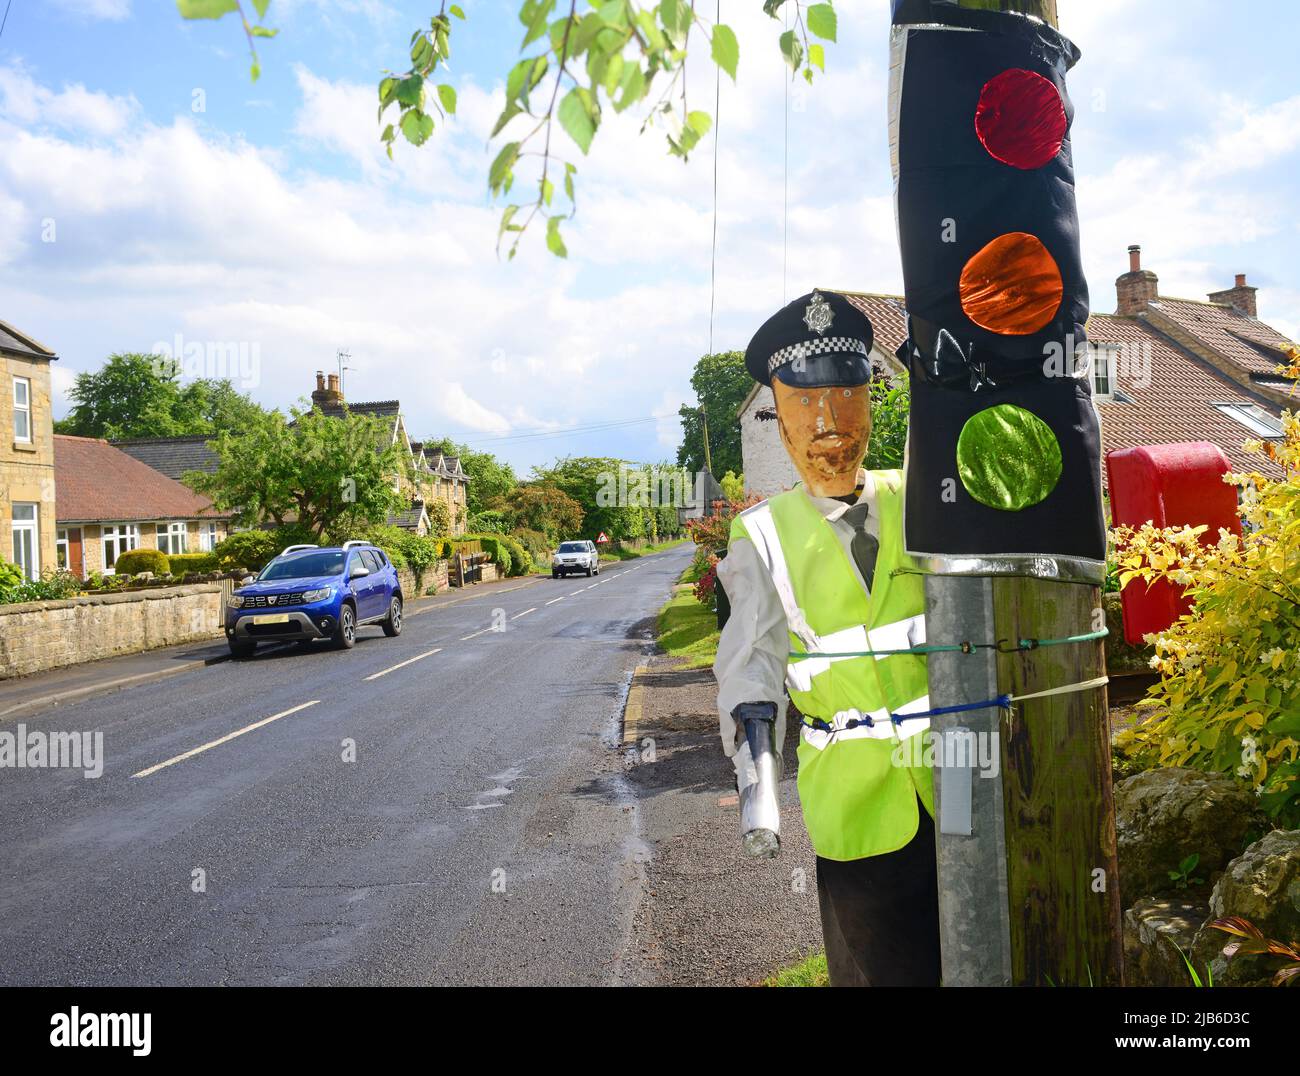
[48, 0, 131, 20]
[0, 67, 137, 138]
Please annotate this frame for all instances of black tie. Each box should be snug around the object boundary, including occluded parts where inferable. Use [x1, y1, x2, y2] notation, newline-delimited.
[840, 503, 878, 591]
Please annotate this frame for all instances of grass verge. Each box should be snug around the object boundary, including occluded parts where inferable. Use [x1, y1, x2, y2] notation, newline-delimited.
[656, 583, 720, 668]
[764, 952, 828, 987]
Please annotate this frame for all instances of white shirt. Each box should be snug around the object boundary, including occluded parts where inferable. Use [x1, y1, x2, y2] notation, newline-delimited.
[713, 470, 880, 764]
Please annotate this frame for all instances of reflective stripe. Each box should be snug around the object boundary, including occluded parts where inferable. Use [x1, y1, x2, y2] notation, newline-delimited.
[800, 694, 932, 751]
[867, 612, 926, 658]
[786, 624, 868, 692]
[741, 503, 819, 651]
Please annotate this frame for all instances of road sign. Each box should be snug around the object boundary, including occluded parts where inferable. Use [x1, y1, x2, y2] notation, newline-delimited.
[595, 532, 610, 544]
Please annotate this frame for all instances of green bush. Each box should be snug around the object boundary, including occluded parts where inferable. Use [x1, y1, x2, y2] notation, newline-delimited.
[468, 510, 511, 534]
[395, 532, 442, 587]
[0, 568, 84, 605]
[513, 527, 552, 566]
[114, 548, 170, 576]
[214, 529, 280, 572]
[0, 560, 23, 589]
[166, 552, 220, 574]
[463, 532, 532, 577]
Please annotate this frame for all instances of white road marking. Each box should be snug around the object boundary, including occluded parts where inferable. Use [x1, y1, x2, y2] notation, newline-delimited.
[132, 701, 321, 779]
[544, 597, 565, 605]
[460, 628, 494, 641]
[510, 607, 536, 620]
[584, 584, 599, 590]
[363, 648, 442, 682]
[569, 588, 587, 596]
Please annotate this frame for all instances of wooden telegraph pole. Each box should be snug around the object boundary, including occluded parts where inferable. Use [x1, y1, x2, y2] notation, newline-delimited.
[921, 0, 1124, 987]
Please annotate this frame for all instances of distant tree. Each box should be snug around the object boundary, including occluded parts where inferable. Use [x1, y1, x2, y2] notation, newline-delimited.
[676, 351, 749, 479]
[491, 481, 584, 543]
[56, 352, 265, 440]
[423, 437, 518, 514]
[533, 456, 646, 541]
[186, 407, 414, 538]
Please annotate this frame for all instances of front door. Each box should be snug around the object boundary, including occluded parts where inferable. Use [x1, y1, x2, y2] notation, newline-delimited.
[67, 528, 84, 578]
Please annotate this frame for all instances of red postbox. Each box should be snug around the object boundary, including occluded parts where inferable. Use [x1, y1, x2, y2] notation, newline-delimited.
[1106, 441, 1242, 644]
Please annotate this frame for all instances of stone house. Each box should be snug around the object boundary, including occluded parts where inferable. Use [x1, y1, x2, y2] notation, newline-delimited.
[1, 320, 58, 581]
[54, 435, 234, 577]
[411, 442, 469, 534]
[738, 250, 1295, 498]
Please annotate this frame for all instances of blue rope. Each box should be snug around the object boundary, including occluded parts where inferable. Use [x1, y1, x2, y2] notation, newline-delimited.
[801, 694, 1011, 734]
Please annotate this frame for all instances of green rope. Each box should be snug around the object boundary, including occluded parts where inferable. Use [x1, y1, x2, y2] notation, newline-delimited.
[788, 627, 1108, 662]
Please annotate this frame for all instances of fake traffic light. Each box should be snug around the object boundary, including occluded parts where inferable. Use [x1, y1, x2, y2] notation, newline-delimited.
[890, 0, 1105, 568]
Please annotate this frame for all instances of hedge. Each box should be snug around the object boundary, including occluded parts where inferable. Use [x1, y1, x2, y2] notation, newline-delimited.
[114, 548, 170, 576]
[166, 552, 220, 574]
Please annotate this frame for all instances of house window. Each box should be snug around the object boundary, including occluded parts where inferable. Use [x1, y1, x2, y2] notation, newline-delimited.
[156, 521, 188, 555]
[1085, 342, 1118, 401]
[11, 503, 38, 581]
[101, 524, 139, 571]
[56, 528, 68, 570]
[198, 523, 219, 552]
[13, 376, 32, 442]
[1213, 402, 1284, 439]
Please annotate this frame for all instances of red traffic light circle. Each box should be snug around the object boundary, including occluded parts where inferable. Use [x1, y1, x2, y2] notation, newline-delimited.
[974, 67, 1067, 171]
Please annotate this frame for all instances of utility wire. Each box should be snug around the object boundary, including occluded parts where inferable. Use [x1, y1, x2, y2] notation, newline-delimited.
[0, 0, 14, 41]
[782, 1, 789, 305]
[707, 0, 721, 356]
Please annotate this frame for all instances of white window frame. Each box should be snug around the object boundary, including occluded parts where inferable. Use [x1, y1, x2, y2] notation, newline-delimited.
[11, 503, 39, 580]
[1084, 342, 1117, 402]
[1212, 402, 1284, 439]
[198, 522, 219, 552]
[56, 527, 69, 571]
[156, 520, 188, 556]
[101, 524, 139, 573]
[13, 376, 32, 443]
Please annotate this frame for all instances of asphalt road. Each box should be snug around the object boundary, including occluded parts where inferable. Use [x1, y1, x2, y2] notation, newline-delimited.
[0, 546, 694, 986]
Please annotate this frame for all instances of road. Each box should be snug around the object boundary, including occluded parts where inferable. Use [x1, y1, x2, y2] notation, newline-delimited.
[0, 546, 694, 986]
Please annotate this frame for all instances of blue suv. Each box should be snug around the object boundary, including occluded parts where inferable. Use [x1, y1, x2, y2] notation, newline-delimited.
[225, 541, 403, 658]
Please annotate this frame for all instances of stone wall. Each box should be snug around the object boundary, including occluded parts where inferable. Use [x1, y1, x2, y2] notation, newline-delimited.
[0, 583, 225, 680]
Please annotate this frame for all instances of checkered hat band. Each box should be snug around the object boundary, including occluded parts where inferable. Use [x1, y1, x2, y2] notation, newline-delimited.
[768, 337, 870, 377]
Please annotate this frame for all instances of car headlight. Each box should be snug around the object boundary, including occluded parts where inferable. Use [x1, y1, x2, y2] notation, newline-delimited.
[228, 594, 245, 607]
[301, 587, 333, 603]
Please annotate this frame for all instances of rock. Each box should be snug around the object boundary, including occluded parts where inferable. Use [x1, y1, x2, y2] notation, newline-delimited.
[1114, 767, 1265, 902]
[1191, 829, 1300, 987]
[1123, 895, 1211, 987]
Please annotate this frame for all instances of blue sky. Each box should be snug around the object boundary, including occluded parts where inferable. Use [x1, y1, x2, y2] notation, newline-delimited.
[2, 0, 1298, 474]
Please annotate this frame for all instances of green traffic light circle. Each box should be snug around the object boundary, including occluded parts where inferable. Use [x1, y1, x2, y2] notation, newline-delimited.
[956, 403, 1063, 511]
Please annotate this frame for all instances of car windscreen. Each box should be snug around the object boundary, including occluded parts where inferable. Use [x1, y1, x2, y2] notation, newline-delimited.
[259, 552, 345, 580]
[557, 542, 586, 553]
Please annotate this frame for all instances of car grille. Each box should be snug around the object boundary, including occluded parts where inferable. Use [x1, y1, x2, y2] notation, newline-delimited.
[241, 592, 307, 608]
[247, 622, 307, 636]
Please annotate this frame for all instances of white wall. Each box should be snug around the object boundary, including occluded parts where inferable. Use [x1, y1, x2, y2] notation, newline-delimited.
[740, 386, 800, 499]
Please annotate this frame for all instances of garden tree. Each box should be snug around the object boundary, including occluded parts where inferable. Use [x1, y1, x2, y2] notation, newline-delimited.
[864, 374, 910, 471]
[56, 352, 266, 440]
[489, 480, 585, 542]
[719, 469, 744, 502]
[422, 436, 518, 514]
[178, 0, 840, 256]
[677, 350, 749, 478]
[186, 406, 416, 538]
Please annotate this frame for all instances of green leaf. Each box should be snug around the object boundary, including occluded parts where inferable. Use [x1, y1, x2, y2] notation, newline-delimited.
[686, 110, 712, 138]
[251, 0, 271, 16]
[490, 102, 523, 138]
[807, 3, 837, 42]
[400, 109, 434, 145]
[437, 83, 457, 115]
[710, 23, 739, 81]
[564, 161, 576, 202]
[449, 3, 466, 18]
[558, 87, 597, 155]
[546, 216, 568, 258]
[809, 43, 825, 71]
[613, 62, 645, 112]
[489, 141, 521, 192]
[250, 25, 278, 38]
[779, 29, 802, 71]
[176, 0, 239, 19]
[520, 0, 556, 48]
[542, 177, 554, 206]
[395, 74, 424, 107]
[250, 60, 261, 82]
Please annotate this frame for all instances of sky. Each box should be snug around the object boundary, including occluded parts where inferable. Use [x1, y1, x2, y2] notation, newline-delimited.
[1, 0, 1298, 475]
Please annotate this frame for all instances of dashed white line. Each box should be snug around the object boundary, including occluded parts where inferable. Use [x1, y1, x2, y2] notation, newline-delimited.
[363, 648, 442, 681]
[460, 628, 494, 641]
[511, 607, 536, 620]
[569, 588, 587, 596]
[545, 597, 565, 605]
[132, 701, 321, 779]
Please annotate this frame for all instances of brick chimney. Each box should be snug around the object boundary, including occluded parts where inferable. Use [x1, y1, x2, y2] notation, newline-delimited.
[311, 369, 343, 408]
[1207, 273, 1258, 318]
[1115, 244, 1159, 316]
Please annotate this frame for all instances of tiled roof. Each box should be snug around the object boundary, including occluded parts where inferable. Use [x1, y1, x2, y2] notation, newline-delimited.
[1147, 297, 1298, 378]
[55, 435, 231, 523]
[0, 318, 56, 361]
[1088, 314, 1284, 481]
[834, 291, 910, 363]
[387, 502, 428, 530]
[317, 400, 401, 419]
[113, 435, 219, 481]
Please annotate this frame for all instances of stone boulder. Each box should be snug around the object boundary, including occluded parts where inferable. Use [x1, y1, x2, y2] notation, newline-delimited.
[1123, 896, 1211, 987]
[1115, 767, 1265, 902]
[1190, 829, 1300, 987]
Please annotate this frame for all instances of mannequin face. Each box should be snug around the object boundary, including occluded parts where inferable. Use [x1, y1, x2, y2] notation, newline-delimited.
[771, 376, 873, 498]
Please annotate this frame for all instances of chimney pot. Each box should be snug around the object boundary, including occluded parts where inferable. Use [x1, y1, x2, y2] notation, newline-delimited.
[1116, 244, 1158, 316]
[315, 371, 325, 391]
[327, 373, 339, 392]
[1128, 244, 1142, 272]
[1235, 273, 1247, 287]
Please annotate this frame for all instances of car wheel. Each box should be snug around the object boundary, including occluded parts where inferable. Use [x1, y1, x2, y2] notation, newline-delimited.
[228, 639, 256, 659]
[594, 564, 599, 575]
[382, 595, 403, 637]
[552, 571, 558, 579]
[334, 603, 357, 650]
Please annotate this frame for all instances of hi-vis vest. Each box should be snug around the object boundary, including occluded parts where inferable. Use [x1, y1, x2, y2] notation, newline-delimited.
[730, 470, 934, 861]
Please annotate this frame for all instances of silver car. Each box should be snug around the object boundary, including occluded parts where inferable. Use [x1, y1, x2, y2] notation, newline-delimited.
[551, 540, 599, 578]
